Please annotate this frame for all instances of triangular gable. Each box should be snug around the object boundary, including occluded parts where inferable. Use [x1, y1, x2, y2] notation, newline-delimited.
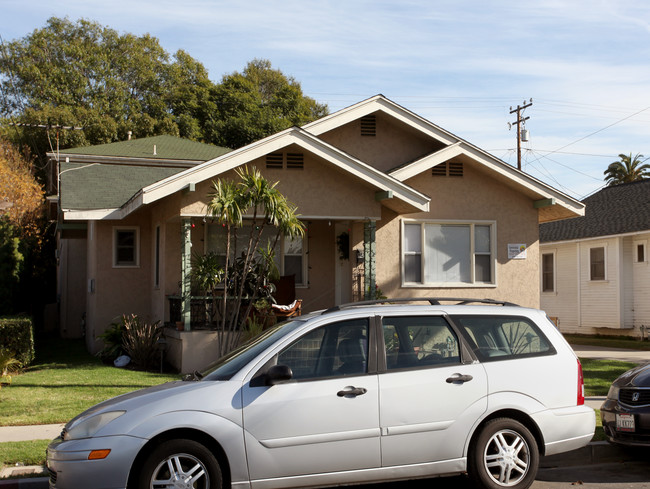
[115, 126, 430, 220]
[304, 95, 585, 223]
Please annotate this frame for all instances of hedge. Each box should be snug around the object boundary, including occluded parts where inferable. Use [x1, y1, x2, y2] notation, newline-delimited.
[0, 317, 35, 367]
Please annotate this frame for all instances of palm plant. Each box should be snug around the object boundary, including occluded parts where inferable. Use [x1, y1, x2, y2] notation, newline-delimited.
[604, 153, 650, 186]
[206, 166, 305, 356]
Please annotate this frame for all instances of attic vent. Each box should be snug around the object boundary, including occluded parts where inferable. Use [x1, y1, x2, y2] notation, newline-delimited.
[266, 153, 283, 169]
[360, 115, 376, 137]
[432, 163, 447, 177]
[286, 153, 304, 169]
[432, 161, 464, 177]
[449, 161, 463, 177]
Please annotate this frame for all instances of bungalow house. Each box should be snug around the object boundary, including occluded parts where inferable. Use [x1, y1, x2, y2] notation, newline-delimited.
[53, 95, 584, 372]
[540, 179, 650, 337]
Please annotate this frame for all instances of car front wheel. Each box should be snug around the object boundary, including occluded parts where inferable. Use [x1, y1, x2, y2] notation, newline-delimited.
[137, 439, 222, 489]
[468, 418, 539, 489]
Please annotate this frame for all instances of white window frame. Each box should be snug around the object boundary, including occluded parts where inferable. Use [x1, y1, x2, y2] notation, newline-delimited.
[541, 250, 556, 293]
[401, 219, 496, 287]
[113, 226, 140, 268]
[634, 240, 647, 264]
[589, 245, 606, 281]
[205, 222, 308, 286]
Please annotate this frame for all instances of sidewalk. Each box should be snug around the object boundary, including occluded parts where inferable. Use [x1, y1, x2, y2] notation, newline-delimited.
[1, 345, 647, 486]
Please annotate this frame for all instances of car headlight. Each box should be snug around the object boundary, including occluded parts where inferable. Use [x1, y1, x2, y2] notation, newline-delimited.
[64, 411, 125, 441]
[607, 385, 620, 401]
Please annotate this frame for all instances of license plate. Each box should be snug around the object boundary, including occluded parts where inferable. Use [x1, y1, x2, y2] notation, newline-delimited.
[616, 413, 635, 432]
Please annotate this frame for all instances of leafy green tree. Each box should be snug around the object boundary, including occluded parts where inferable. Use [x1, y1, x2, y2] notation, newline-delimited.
[209, 59, 328, 148]
[604, 153, 650, 186]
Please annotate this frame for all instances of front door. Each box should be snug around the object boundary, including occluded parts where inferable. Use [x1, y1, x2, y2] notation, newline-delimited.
[242, 318, 380, 482]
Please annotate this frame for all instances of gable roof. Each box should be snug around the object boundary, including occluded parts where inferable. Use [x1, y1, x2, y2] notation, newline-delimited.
[53, 136, 230, 212]
[122, 126, 430, 219]
[304, 95, 584, 224]
[56, 134, 230, 162]
[540, 179, 650, 242]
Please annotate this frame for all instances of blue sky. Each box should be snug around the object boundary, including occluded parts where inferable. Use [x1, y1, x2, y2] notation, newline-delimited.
[2, 0, 649, 199]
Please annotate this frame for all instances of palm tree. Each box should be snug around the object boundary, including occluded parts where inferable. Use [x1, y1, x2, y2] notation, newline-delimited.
[206, 166, 305, 355]
[604, 153, 650, 186]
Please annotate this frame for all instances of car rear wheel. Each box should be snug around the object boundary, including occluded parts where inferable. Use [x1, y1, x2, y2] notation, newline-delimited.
[137, 439, 222, 489]
[468, 418, 538, 489]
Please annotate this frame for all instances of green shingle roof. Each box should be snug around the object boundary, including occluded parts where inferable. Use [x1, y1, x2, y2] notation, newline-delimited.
[59, 135, 231, 210]
[59, 134, 230, 161]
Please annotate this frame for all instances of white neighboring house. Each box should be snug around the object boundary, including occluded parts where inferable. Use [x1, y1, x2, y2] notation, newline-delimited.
[540, 179, 650, 337]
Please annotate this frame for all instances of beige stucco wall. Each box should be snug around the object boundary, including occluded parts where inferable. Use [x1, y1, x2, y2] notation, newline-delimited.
[318, 112, 445, 173]
[375, 162, 541, 308]
[85, 212, 154, 353]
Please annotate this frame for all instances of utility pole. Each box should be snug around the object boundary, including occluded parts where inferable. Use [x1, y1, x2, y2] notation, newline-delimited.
[509, 99, 532, 170]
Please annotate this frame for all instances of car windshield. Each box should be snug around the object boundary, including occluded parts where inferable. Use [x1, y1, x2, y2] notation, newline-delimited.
[200, 319, 305, 381]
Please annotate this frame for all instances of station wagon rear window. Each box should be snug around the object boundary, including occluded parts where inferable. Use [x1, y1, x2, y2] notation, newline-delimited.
[451, 315, 555, 362]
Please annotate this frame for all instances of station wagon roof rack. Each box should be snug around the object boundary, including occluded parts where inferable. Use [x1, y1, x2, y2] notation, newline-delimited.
[322, 297, 520, 314]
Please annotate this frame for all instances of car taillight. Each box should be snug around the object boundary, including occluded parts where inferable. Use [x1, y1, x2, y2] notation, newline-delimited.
[577, 358, 585, 405]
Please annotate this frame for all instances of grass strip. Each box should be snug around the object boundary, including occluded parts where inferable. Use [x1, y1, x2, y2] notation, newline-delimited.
[0, 439, 49, 467]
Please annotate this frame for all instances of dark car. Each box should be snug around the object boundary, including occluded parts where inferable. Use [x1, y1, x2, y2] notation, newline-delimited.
[601, 362, 650, 446]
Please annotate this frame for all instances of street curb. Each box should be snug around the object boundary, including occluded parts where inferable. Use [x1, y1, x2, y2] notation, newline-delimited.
[0, 477, 48, 488]
[540, 441, 632, 468]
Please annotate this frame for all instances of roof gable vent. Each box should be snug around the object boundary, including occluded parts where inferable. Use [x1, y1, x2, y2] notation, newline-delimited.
[432, 161, 464, 177]
[360, 115, 376, 137]
[286, 153, 304, 169]
[266, 153, 283, 169]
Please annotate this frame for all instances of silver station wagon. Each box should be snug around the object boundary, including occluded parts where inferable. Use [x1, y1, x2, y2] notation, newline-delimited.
[47, 299, 595, 489]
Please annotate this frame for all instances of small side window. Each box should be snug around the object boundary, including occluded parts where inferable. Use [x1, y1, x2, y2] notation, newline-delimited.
[382, 316, 460, 370]
[113, 227, 139, 267]
[276, 319, 368, 380]
[452, 315, 555, 362]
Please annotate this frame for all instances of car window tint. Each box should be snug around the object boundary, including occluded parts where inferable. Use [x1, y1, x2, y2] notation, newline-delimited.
[451, 315, 555, 362]
[277, 319, 369, 380]
[382, 316, 460, 370]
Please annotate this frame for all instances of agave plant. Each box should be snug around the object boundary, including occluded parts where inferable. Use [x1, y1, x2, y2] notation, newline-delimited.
[0, 349, 20, 386]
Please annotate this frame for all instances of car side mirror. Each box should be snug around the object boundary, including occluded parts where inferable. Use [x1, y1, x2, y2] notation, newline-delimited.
[266, 364, 293, 385]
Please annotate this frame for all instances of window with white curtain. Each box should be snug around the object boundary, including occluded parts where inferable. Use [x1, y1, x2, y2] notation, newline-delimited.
[402, 221, 495, 286]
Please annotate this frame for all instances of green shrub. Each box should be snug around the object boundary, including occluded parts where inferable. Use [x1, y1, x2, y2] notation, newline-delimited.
[121, 314, 162, 370]
[0, 316, 34, 367]
[97, 317, 127, 361]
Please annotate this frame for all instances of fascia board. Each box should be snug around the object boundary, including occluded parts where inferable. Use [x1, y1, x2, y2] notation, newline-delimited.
[62, 208, 122, 220]
[389, 143, 463, 180]
[303, 95, 457, 146]
[47, 152, 201, 167]
[139, 128, 301, 206]
[459, 143, 585, 217]
[133, 127, 429, 213]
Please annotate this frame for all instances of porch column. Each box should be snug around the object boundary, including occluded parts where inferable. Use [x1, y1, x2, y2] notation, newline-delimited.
[181, 218, 192, 330]
[363, 220, 376, 300]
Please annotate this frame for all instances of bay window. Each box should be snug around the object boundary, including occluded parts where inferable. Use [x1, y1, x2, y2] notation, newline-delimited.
[402, 220, 495, 286]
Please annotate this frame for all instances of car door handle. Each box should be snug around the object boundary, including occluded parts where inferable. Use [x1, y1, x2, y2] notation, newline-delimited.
[446, 374, 473, 384]
[337, 386, 368, 397]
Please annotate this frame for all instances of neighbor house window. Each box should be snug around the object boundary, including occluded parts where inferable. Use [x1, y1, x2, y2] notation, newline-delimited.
[635, 241, 646, 263]
[402, 220, 495, 286]
[590, 247, 605, 280]
[541, 252, 555, 292]
[113, 227, 139, 267]
[206, 222, 307, 286]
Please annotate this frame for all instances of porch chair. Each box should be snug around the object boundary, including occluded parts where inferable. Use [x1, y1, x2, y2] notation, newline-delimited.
[271, 274, 302, 318]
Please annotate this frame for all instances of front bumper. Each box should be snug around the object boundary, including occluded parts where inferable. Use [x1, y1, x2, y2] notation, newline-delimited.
[47, 434, 147, 489]
[601, 399, 650, 447]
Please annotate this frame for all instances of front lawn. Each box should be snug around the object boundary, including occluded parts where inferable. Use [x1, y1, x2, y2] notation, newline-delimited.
[0, 336, 179, 426]
[581, 358, 636, 396]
